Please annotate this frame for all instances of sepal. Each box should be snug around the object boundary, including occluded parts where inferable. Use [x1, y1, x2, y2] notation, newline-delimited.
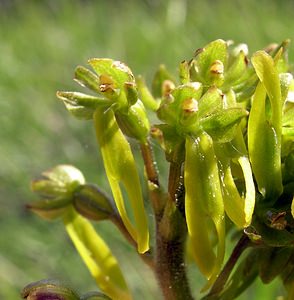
[88, 59, 134, 87]
[57, 91, 110, 120]
[73, 184, 115, 221]
[74, 66, 101, 94]
[26, 196, 71, 220]
[199, 108, 248, 143]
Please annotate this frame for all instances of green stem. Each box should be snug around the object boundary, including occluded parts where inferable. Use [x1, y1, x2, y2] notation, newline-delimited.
[168, 161, 185, 216]
[155, 228, 193, 300]
[155, 162, 193, 300]
[111, 214, 154, 269]
[140, 140, 159, 187]
[141, 141, 193, 299]
[168, 162, 183, 202]
[205, 234, 251, 298]
[140, 141, 165, 217]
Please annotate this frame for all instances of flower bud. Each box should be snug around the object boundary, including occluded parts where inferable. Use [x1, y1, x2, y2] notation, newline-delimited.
[28, 165, 85, 220]
[73, 184, 115, 221]
[156, 94, 177, 124]
[190, 39, 227, 85]
[115, 100, 150, 142]
[157, 82, 203, 127]
[87, 58, 134, 110]
[88, 58, 134, 89]
[21, 279, 80, 300]
[152, 64, 176, 98]
[31, 165, 85, 198]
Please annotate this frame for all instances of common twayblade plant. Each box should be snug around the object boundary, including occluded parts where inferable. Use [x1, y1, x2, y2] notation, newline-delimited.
[23, 39, 294, 300]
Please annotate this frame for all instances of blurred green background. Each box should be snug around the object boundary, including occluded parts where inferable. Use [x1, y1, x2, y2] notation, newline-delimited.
[0, 0, 293, 298]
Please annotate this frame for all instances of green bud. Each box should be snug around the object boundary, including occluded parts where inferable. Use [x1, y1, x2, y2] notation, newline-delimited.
[115, 100, 150, 142]
[156, 94, 176, 124]
[88, 58, 134, 88]
[28, 165, 85, 220]
[56, 91, 110, 120]
[172, 82, 203, 104]
[80, 291, 112, 300]
[21, 279, 80, 300]
[157, 82, 203, 127]
[152, 64, 176, 98]
[73, 184, 115, 221]
[86, 59, 135, 110]
[191, 39, 227, 85]
[31, 165, 85, 198]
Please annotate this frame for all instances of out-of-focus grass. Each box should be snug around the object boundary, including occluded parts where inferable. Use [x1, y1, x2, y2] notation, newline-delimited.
[0, 0, 293, 298]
